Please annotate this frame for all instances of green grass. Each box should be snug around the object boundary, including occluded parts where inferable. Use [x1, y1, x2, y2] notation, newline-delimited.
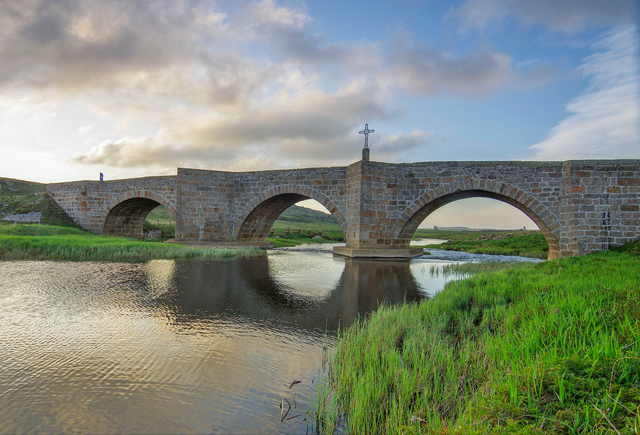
[315, 242, 640, 434]
[144, 206, 176, 239]
[414, 229, 549, 259]
[266, 205, 346, 246]
[0, 178, 80, 228]
[0, 224, 263, 261]
[0, 177, 46, 199]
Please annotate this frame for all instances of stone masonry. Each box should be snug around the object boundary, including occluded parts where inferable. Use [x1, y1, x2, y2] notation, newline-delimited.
[47, 176, 176, 238]
[47, 159, 640, 259]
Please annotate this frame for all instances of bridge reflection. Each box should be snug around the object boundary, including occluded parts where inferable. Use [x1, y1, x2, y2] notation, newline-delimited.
[150, 253, 430, 333]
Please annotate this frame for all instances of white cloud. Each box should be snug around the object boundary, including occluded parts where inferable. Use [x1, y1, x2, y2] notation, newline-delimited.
[375, 130, 436, 161]
[77, 124, 94, 136]
[387, 39, 513, 96]
[452, 0, 636, 35]
[528, 25, 639, 160]
[0, 0, 572, 175]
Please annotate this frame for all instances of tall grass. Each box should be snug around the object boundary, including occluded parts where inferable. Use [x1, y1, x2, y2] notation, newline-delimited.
[316, 245, 640, 434]
[0, 224, 263, 261]
[425, 232, 549, 259]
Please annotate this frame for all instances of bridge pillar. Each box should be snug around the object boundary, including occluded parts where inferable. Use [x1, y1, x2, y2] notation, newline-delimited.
[333, 161, 423, 259]
[557, 160, 640, 257]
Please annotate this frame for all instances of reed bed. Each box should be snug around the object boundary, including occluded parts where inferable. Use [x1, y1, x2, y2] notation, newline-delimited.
[316, 246, 640, 434]
[0, 224, 263, 261]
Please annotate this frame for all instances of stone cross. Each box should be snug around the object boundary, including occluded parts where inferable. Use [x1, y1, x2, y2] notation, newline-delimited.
[359, 123, 375, 148]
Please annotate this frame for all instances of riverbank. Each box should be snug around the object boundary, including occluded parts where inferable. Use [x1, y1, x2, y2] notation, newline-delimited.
[0, 224, 263, 261]
[415, 229, 549, 259]
[317, 243, 640, 434]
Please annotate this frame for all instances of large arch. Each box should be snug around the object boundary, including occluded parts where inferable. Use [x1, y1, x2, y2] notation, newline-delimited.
[396, 184, 560, 259]
[234, 185, 347, 242]
[102, 191, 176, 239]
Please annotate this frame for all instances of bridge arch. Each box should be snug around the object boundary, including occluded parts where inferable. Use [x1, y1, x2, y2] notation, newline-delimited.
[396, 180, 560, 259]
[102, 190, 176, 239]
[234, 185, 347, 242]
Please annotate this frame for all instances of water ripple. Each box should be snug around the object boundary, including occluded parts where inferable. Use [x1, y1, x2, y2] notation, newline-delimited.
[0, 253, 459, 434]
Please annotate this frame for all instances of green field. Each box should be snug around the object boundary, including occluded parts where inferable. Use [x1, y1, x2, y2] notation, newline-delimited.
[144, 206, 176, 239]
[0, 178, 80, 228]
[0, 224, 262, 261]
[313, 243, 640, 434]
[266, 205, 345, 247]
[413, 228, 549, 259]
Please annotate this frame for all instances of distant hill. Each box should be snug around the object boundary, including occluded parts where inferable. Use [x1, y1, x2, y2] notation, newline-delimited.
[0, 177, 78, 227]
[277, 205, 335, 224]
[431, 226, 469, 231]
[0, 177, 46, 199]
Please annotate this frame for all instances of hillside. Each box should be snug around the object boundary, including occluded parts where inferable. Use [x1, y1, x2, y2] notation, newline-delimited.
[0, 178, 78, 227]
[277, 205, 335, 223]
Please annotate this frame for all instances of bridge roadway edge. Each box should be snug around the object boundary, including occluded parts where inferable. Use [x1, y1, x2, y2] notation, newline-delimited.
[46, 159, 640, 259]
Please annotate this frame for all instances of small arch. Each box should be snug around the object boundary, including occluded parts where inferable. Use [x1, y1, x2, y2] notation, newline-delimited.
[102, 191, 176, 239]
[396, 186, 560, 260]
[234, 186, 347, 242]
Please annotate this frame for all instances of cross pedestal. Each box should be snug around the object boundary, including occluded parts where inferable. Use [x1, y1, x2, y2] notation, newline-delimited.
[362, 147, 370, 162]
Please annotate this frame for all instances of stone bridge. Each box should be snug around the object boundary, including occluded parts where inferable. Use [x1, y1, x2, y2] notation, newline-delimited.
[47, 159, 640, 259]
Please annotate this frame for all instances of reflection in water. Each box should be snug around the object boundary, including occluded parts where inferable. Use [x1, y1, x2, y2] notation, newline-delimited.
[0, 252, 458, 434]
[165, 254, 430, 333]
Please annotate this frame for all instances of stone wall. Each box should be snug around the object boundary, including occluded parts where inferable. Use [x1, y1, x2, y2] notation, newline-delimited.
[46, 159, 640, 258]
[47, 176, 176, 236]
[175, 168, 236, 242]
[351, 161, 565, 257]
[232, 167, 348, 241]
[175, 166, 349, 243]
[560, 160, 640, 256]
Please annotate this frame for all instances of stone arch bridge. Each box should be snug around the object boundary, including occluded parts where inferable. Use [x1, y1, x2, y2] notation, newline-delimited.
[47, 159, 640, 259]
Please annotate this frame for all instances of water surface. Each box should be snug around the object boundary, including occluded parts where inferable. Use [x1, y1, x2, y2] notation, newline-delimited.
[0, 249, 459, 434]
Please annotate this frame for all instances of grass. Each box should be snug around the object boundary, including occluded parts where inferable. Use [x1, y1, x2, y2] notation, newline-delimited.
[0, 178, 80, 228]
[266, 205, 346, 246]
[144, 206, 176, 239]
[414, 229, 549, 259]
[0, 224, 263, 261]
[315, 241, 640, 434]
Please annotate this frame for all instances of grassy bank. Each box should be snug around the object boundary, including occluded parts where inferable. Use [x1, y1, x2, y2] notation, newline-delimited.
[415, 229, 549, 259]
[0, 224, 263, 261]
[317, 244, 640, 434]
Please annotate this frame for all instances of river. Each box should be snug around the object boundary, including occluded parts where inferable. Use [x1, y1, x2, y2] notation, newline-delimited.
[0, 244, 536, 434]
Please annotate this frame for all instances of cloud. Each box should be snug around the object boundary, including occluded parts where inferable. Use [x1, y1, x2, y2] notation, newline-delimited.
[375, 130, 435, 161]
[528, 25, 639, 160]
[72, 84, 394, 170]
[77, 124, 94, 136]
[231, 0, 345, 65]
[385, 34, 559, 96]
[0, 0, 226, 91]
[452, 0, 637, 34]
[0, 0, 567, 174]
[387, 38, 513, 96]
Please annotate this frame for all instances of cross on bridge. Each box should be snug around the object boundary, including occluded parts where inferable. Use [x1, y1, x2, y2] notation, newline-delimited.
[359, 123, 375, 148]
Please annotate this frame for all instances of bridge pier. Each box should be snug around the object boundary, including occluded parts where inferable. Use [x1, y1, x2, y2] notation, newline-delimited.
[333, 246, 423, 259]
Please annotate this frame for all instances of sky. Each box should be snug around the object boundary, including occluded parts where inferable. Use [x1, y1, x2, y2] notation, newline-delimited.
[0, 0, 638, 228]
